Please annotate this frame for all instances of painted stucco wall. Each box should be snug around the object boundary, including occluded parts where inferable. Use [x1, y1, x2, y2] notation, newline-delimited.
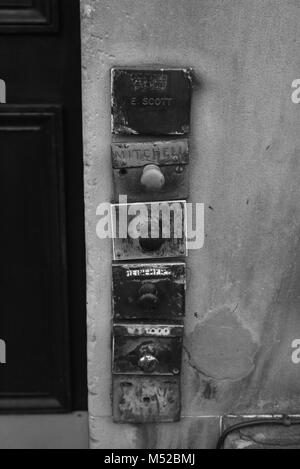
[81, 0, 300, 449]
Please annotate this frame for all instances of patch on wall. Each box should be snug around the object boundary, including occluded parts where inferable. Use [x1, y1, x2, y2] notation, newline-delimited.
[187, 306, 259, 380]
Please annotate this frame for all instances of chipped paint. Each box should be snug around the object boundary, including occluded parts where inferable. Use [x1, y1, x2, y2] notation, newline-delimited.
[113, 376, 181, 423]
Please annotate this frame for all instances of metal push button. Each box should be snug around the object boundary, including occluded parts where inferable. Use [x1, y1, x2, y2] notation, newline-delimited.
[138, 344, 159, 372]
[138, 283, 159, 310]
[141, 164, 165, 192]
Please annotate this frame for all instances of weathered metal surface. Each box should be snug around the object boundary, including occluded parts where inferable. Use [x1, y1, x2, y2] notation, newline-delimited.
[111, 68, 192, 136]
[113, 324, 183, 375]
[114, 324, 184, 337]
[112, 262, 186, 321]
[112, 201, 187, 260]
[223, 417, 300, 449]
[112, 140, 189, 202]
[112, 376, 181, 423]
[112, 140, 189, 168]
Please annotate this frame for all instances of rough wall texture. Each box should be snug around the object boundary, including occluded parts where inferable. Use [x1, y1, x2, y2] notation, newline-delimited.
[81, 0, 300, 449]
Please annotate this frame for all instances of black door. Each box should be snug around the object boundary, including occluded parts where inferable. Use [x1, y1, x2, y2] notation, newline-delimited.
[0, 0, 87, 412]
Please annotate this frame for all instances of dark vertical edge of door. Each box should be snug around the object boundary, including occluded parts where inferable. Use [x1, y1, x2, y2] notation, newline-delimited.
[61, 1, 87, 411]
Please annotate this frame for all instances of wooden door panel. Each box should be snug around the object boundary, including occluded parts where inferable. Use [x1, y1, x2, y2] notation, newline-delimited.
[0, 0, 86, 414]
[0, 105, 71, 412]
[0, 0, 58, 33]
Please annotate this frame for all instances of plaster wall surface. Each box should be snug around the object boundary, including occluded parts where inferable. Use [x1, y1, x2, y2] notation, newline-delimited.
[81, 0, 300, 448]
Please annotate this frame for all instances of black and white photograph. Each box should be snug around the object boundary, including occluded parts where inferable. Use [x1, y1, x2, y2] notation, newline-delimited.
[1, 0, 300, 452]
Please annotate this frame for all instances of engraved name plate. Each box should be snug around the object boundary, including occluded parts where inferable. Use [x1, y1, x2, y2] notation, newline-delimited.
[111, 68, 193, 136]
